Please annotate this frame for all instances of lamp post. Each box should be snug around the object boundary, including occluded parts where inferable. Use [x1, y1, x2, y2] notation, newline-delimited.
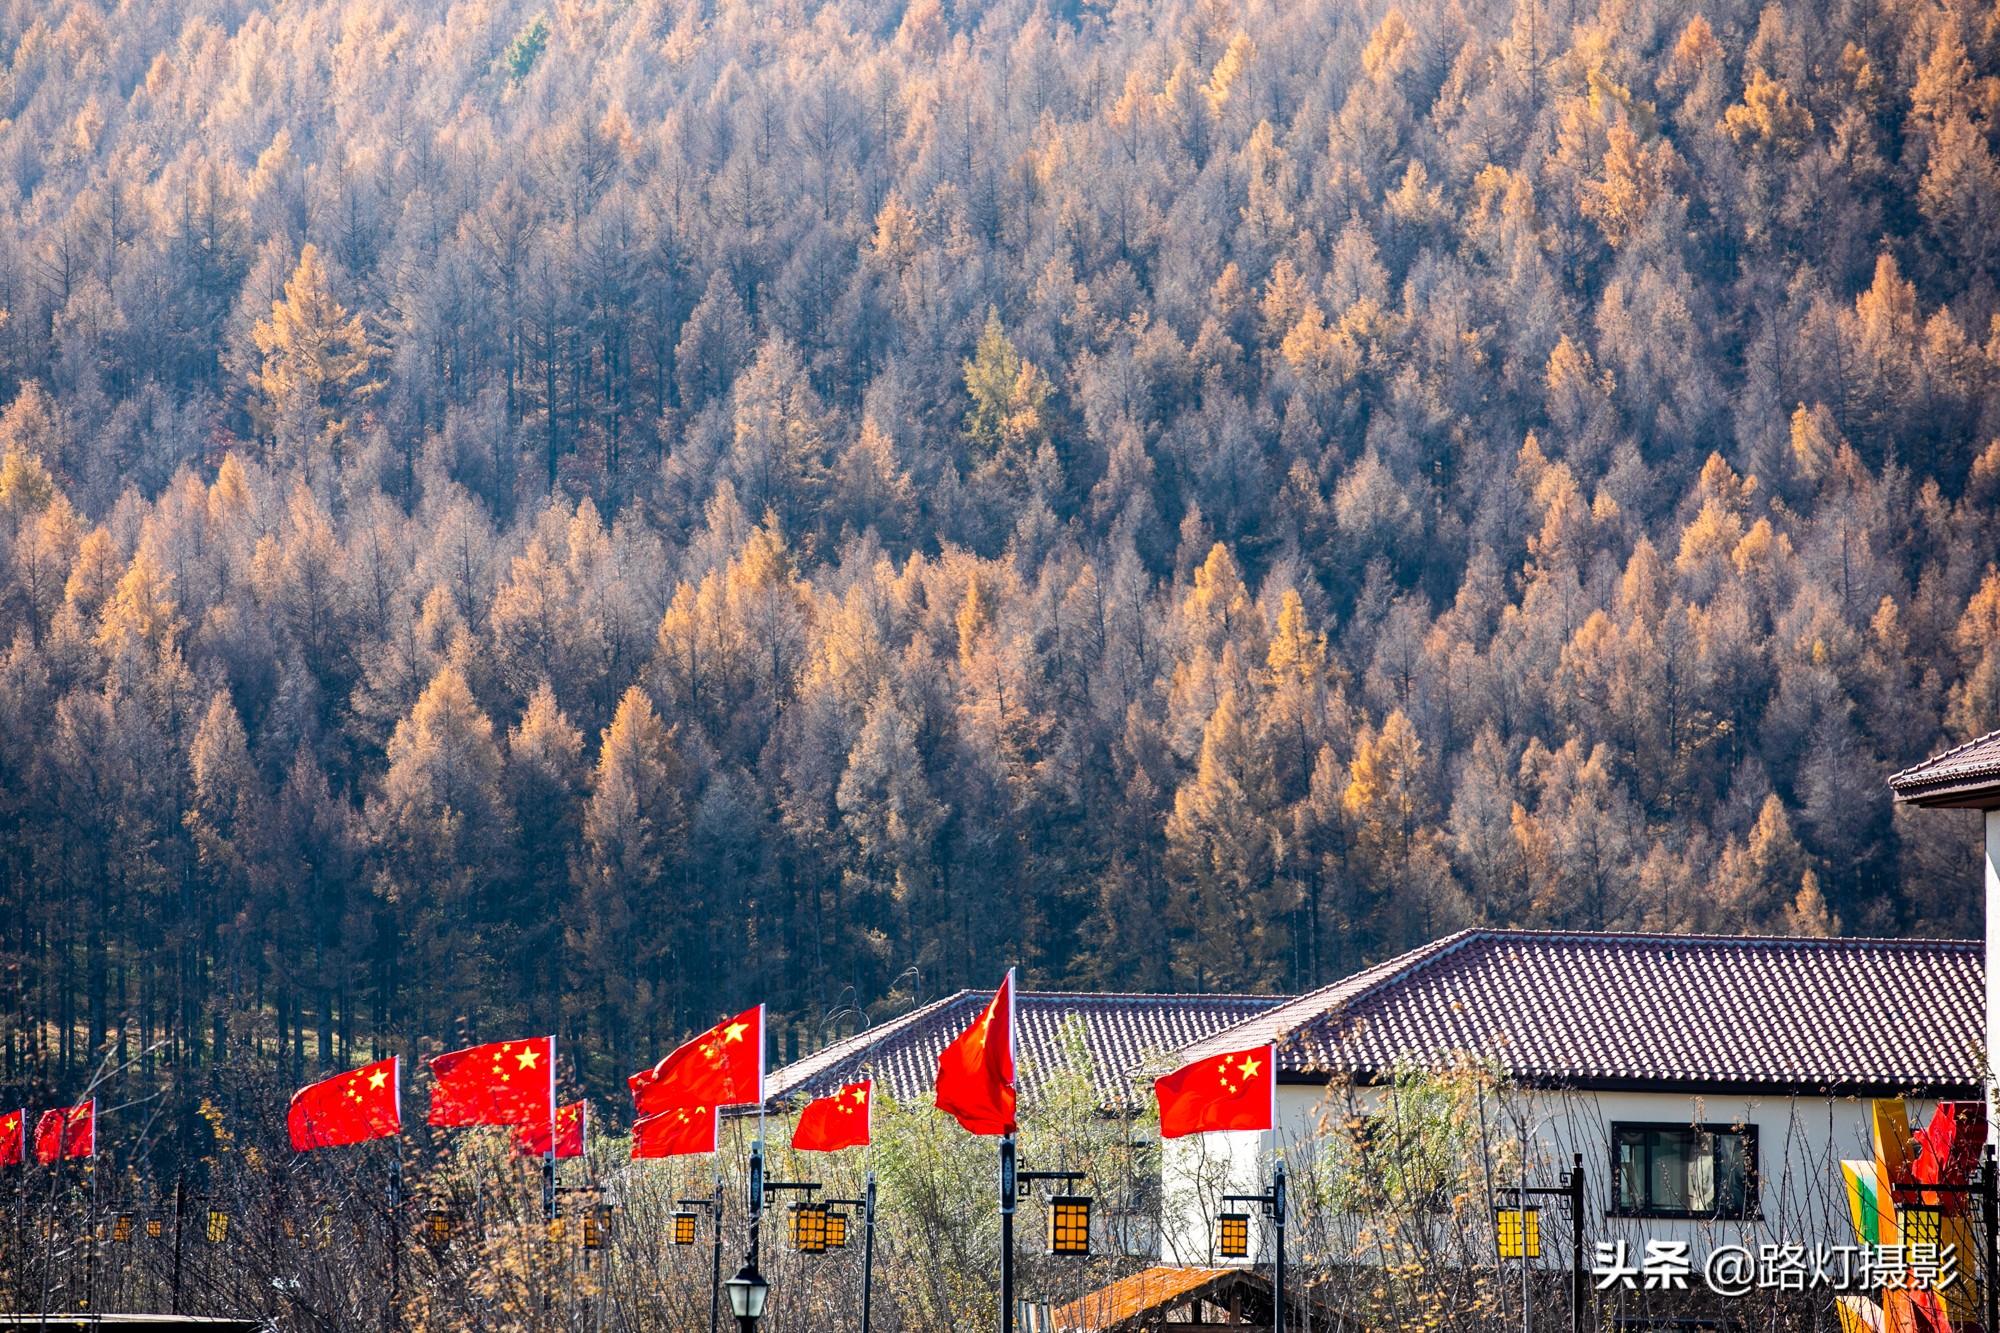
[724, 1261, 769, 1332]
[1000, 1137, 1090, 1333]
[1222, 1158, 1287, 1333]
[675, 1176, 725, 1333]
[1492, 1152, 1586, 1333]
[825, 1173, 878, 1333]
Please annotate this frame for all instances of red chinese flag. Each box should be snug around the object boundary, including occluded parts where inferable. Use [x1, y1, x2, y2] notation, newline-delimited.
[515, 1100, 587, 1159]
[791, 1081, 872, 1152]
[33, 1101, 94, 1163]
[629, 1006, 764, 1117]
[1913, 1100, 1985, 1213]
[935, 970, 1016, 1136]
[1155, 1044, 1275, 1139]
[632, 1104, 720, 1159]
[288, 1058, 402, 1151]
[428, 1037, 556, 1128]
[0, 1109, 24, 1167]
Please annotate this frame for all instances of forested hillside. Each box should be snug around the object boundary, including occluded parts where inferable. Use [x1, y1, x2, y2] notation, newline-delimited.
[1, 0, 1997, 1099]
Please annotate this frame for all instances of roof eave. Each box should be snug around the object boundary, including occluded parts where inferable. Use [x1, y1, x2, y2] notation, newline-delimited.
[1890, 776, 2000, 809]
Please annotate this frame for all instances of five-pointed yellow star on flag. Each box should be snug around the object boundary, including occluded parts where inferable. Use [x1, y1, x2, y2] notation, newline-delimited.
[516, 1047, 540, 1070]
[722, 1021, 749, 1044]
[368, 1069, 389, 1090]
[1237, 1056, 1261, 1079]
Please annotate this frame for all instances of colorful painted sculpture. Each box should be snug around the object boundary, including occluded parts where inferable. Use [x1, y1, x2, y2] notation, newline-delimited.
[1835, 1100, 1984, 1333]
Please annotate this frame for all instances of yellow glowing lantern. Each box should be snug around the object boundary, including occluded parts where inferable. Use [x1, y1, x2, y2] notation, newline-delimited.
[1216, 1212, 1251, 1259]
[1496, 1206, 1540, 1260]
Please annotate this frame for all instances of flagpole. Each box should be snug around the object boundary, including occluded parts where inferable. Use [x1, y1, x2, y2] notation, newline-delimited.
[544, 1034, 558, 1222]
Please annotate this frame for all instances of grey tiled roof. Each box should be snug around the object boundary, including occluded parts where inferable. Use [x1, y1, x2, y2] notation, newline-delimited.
[1889, 728, 2000, 807]
[1171, 930, 1983, 1096]
[759, 990, 1289, 1112]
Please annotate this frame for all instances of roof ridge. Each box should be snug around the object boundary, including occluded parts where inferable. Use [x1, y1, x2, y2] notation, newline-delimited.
[1457, 927, 1979, 949]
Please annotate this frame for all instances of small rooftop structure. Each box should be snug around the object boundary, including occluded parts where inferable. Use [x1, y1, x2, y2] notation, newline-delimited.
[1888, 728, 2000, 808]
[1048, 1265, 1340, 1331]
[761, 989, 1289, 1111]
[1169, 928, 1982, 1098]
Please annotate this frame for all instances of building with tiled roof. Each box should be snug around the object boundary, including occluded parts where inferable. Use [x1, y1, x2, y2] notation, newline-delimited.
[1170, 928, 1982, 1098]
[1156, 928, 1985, 1277]
[758, 988, 1289, 1113]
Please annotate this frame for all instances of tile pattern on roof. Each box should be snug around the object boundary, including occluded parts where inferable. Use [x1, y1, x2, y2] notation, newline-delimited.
[1888, 728, 2000, 799]
[762, 991, 1288, 1110]
[1174, 930, 1982, 1094]
[1048, 1266, 1240, 1332]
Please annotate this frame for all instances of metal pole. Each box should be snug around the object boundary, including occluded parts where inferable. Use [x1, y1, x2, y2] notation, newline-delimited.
[1000, 1135, 1016, 1333]
[861, 1171, 877, 1333]
[171, 1171, 185, 1314]
[85, 1160, 96, 1312]
[1569, 1154, 1584, 1333]
[710, 1175, 724, 1333]
[1983, 1144, 1997, 1333]
[1272, 1159, 1286, 1333]
[748, 1140, 764, 1267]
[1521, 1123, 1531, 1333]
[388, 1157, 403, 1332]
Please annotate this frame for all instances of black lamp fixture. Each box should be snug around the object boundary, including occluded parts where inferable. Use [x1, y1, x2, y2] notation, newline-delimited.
[789, 1201, 829, 1254]
[1046, 1195, 1092, 1256]
[724, 1261, 769, 1331]
[1215, 1210, 1251, 1259]
[205, 1208, 229, 1244]
[823, 1209, 848, 1249]
[672, 1211, 699, 1246]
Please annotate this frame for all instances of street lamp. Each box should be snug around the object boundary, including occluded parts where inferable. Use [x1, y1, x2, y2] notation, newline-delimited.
[790, 1202, 828, 1254]
[1494, 1204, 1540, 1260]
[724, 1261, 769, 1331]
[824, 1210, 848, 1249]
[672, 1211, 699, 1246]
[1215, 1211, 1251, 1259]
[1046, 1195, 1092, 1256]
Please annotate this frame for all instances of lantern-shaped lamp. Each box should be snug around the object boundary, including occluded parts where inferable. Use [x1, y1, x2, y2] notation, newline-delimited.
[672, 1211, 699, 1246]
[790, 1202, 828, 1254]
[1216, 1212, 1251, 1259]
[426, 1206, 454, 1244]
[1047, 1195, 1092, 1256]
[145, 1218, 164, 1240]
[583, 1203, 612, 1251]
[824, 1210, 848, 1249]
[1495, 1206, 1540, 1260]
[1901, 1204, 1944, 1251]
[112, 1215, 132, 1244]
[205, 1209, 229, 1244]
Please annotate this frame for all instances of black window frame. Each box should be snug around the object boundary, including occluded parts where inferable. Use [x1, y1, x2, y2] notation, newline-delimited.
[1609, 1121, 1760, 1221]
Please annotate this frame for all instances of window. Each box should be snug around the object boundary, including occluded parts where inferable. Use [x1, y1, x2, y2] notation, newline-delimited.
[1612, 1123, 1757, 1220]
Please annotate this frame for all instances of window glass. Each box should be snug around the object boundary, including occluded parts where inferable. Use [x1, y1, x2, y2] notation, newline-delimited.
[1612, 1124, 1755, 1219]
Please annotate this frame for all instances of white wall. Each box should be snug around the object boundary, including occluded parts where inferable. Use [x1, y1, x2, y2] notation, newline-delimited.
[1160, 1082, 1926, 1269]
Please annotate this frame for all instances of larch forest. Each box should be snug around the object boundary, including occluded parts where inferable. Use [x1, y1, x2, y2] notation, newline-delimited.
[0, 0, 1998, 1154]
